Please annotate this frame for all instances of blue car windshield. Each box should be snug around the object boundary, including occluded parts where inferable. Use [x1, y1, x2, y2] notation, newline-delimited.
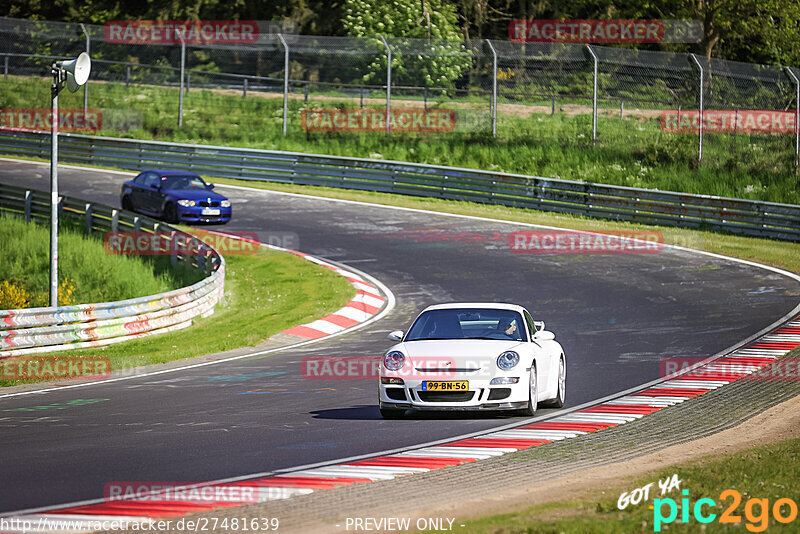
[405, 308, 526, 342]
[161, 175, 209, 190]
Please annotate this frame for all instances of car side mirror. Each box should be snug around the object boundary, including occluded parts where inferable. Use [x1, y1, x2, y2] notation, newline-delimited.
[387, 330, 404, 341]
[208, 183, 215, 189]
[535, 330, 555, 341]
[533, 320, 545, 332]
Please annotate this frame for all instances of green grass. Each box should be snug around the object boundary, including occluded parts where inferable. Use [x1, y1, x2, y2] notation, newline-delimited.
[0, 244, 355, 386]
[2, 76, 798, 204]
[0, 215, 200, 307]
[459, 436, 800, 533]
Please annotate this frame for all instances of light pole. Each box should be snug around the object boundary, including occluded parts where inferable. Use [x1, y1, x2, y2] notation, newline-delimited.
[50, 52, 91, 306]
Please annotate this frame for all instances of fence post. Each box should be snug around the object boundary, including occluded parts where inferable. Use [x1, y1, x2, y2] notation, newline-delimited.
[80, 24, 89, 117]
[486, 39, 498, 138]
[177, 29, 185, 127]
[4, 55, 8, 79]
[785, 67, 800, 172]
[585, 45, 598, 145]
[24, 190, 32, 221]
[243, 77, 247, 98]
[620, 99, 624, 119]
[126, 65, 130, 87]
[85, 203, 92, 233]
[278, 34, 289, 136]
[186, 71, 190, 94]
[689, 53, 704, 161]
[380, 36, 392, 136]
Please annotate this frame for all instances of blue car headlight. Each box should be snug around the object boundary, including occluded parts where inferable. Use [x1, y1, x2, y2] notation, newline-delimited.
[177, 199, 196, 207]
[220, 200, 231, 208]
[383, 351, 405, 371]
[497, 351, 520, 371]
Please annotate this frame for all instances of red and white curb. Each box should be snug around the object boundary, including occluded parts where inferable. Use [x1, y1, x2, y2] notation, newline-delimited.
[279, 250, 386, 340]
[5, 316, 798, 532]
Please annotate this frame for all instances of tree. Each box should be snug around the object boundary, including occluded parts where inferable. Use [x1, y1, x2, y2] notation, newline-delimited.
[342, 0, 473, 88]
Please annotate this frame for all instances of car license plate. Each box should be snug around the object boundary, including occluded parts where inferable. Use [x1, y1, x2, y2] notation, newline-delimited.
[201, 208, 220, 216]
[421, 380, 468, 391]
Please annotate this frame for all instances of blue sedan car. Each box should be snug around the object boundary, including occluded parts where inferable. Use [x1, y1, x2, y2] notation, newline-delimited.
[120, 170, 231, 224]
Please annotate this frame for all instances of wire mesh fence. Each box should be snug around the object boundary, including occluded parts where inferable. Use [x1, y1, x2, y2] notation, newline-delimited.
[0, 16, 798, 174]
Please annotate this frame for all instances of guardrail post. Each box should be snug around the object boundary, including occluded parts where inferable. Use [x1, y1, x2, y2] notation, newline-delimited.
[177, 29, 185, 128]
[585, 45, 598, 145]
[80, 23, 89, 117]
[111, 209, 119, 233]
[278, 34, 290, 137]
[486, 39, 498, 138]
[785, 67, 800, 172]
[24, 190, 32, 221]
[84, 203, 92, 232]
[380, 36, 392, 136]
[133, 216, 141, 231]
[689, 53, 704, 161]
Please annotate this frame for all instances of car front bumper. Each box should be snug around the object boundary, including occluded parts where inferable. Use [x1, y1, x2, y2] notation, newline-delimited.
[379, 376, 529, 411]
[177, 206, 232, 223]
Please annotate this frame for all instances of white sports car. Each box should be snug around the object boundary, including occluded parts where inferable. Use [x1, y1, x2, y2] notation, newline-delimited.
[379, 303, 566, 418]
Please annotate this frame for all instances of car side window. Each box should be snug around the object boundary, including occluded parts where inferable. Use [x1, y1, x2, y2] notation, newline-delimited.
[133, 173, 147, 185]
[142, 172, 159, 188]
[524, 310, 537, 339]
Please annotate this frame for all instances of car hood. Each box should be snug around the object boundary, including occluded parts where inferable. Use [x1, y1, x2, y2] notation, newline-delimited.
[163, 188, 228, 201]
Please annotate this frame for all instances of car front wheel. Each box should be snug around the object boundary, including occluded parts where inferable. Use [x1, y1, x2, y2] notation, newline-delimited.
[163, 203, 178, 223]
[379, 403, 406, 419]
[519, 364, 538, 417]
[121, 196, 134, 212]
[541, 355, 566, 408]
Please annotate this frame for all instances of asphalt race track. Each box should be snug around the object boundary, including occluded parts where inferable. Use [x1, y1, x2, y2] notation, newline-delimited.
[1, 160, 799, 513]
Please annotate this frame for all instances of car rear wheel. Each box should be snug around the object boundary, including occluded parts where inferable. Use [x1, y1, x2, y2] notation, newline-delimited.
[163, 203, 178, 223]
[519, 364, 538, 417]
[541, 355, 566, 408]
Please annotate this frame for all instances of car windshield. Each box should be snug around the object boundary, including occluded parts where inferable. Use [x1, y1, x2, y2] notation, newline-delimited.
[160, 175, 209, 190]
[405, 308, 526, 342]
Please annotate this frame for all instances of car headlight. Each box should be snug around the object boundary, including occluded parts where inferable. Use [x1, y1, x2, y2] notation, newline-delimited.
[220, 200, 231, 208]
[383, 351, 405, 371]
[177, 199, 196, 207]
[497, 351, 520, 371]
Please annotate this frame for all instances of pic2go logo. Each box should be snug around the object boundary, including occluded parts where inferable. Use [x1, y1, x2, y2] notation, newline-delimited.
[654, 489, 798, 532]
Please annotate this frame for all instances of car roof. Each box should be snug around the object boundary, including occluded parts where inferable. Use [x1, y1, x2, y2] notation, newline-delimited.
[139, 169, 202, 177]
[421, 302, 527, 313]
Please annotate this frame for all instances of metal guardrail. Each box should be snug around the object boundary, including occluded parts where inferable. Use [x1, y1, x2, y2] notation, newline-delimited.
[0, 181, 225, 357]
[1, 130, 799, 241]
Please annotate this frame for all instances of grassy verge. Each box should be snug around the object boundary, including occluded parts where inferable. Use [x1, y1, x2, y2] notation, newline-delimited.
[0, 215, 200, 307]
[0, 244, 355, 386]
[212, 178, 800, 276]
[3, 76, 798, 204]
[460, 435, 800, 533]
